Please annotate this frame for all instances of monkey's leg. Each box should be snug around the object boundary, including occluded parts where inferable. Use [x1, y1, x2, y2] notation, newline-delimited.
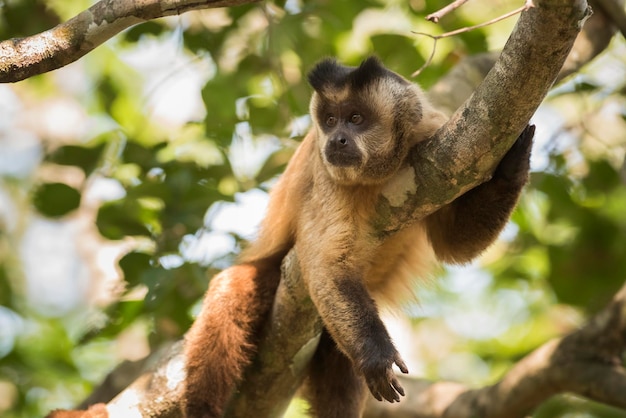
[303, 329, 367, 418]
[426, 125, 535, 264]
[183, 261, 281, 418]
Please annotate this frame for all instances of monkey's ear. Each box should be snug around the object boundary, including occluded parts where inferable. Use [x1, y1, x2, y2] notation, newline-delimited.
[308, 58, 346, 92]
[353, 56, 409, 90]
[350, 56, 387, 89]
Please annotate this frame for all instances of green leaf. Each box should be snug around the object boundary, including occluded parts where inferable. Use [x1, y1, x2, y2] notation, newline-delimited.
[32, 183, 81, 218]
[48, 144, 105, 175]
[118, 252, 153, 288]
[96, 199, 161, 240]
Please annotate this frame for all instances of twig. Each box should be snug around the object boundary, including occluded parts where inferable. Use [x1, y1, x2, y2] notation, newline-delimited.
[426, 0, 473, 23]
[413, 0, 535, 77]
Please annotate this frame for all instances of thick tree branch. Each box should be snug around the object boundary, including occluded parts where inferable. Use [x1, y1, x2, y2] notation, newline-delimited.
[53, 278, 626, 418]
[224, 252, 322, 417]
[0, 0, 259, 83]
[376, 0, 590, 234]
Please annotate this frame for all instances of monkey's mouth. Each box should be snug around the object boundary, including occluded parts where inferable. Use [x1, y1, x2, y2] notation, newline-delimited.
[324, 149, 362, 167]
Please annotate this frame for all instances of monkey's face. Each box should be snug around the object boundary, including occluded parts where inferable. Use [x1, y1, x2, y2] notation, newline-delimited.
[310, 92, 396, 185]
[308, 57, 424, 186]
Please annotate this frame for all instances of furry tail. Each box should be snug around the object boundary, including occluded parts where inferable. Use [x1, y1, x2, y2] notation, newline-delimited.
[183, 256, 283, 418]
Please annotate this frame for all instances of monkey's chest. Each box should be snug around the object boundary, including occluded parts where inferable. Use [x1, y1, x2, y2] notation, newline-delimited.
[363, 222, 436, 303]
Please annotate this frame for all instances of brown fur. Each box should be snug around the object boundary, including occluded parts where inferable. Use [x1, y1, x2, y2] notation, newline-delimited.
[183, 57, 534, 417]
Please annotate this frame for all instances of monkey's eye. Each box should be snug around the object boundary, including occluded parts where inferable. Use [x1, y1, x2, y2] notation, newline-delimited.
[349, 113, 363, 125]
[326, 115, 337, 127]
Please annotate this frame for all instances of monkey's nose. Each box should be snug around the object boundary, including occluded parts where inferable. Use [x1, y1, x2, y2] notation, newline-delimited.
[329, 136, 349, 149]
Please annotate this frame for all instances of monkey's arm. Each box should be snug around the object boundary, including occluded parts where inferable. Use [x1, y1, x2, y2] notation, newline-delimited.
[426, 125, 534, 264]
[296, 228, 408, 404]
[308, 269, 408, 403]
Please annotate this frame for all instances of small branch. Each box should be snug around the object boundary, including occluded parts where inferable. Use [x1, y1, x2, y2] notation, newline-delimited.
[413, 0, 535, 77]
[0, 0, 260, 83]
[428, 0, 620, 115]
[426, 0, 473, 23]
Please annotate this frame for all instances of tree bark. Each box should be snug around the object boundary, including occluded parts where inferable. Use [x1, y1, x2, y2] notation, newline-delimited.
[0, 0, 259, 83]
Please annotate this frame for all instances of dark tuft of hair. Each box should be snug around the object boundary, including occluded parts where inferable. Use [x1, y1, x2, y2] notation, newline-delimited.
[307, 58, 350, 92]
[350, 56, 390, 90]
[308, 56, 408, 94]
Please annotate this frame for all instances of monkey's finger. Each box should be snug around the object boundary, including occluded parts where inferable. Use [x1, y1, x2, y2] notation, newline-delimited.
[390, 386, 402, 402]
[381, 386, 401, 403]
[379, 376, 401, 403]
[394, 355, 409, 374]
[391, 376, 405, 397]
[368, 383, 383, 402]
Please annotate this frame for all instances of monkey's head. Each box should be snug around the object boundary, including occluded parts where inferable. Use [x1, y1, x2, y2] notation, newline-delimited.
[308, 57, 426, 186]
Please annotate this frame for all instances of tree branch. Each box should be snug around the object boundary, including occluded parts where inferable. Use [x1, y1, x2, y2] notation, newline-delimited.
[375, 0, 590, 235]
[0, 0, 259, 83]
[363, 283, 626, 418]
[426, 0, 474, 23]
[428, 0, 623, 115]
[52, 277, 626, 418]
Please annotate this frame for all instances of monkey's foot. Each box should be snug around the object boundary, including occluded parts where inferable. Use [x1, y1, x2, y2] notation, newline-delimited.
[493, 124, 535, 183]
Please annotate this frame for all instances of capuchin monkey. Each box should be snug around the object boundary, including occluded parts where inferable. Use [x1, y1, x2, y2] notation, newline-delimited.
[47, 57, 534, 418]
[183, 57, 534, 417]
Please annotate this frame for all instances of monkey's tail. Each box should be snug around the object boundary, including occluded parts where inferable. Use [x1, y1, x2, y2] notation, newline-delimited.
[183, 254, 285, 418]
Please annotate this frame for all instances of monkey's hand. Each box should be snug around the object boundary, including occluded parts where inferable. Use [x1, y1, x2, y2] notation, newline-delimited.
[360, 345, 409, 403]
[493, 124, 535, 184]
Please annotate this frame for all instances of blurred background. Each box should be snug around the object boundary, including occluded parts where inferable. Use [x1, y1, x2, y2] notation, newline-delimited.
[1, 0, 626, 417]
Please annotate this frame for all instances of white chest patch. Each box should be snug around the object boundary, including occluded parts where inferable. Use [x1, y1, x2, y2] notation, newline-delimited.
[381, 166, 417, 207]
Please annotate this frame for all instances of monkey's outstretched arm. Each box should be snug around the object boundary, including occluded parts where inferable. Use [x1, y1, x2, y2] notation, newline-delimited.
[426, 125, 534, 264]
[296, 230, 409, 404]
[307, 270, 408, 403]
